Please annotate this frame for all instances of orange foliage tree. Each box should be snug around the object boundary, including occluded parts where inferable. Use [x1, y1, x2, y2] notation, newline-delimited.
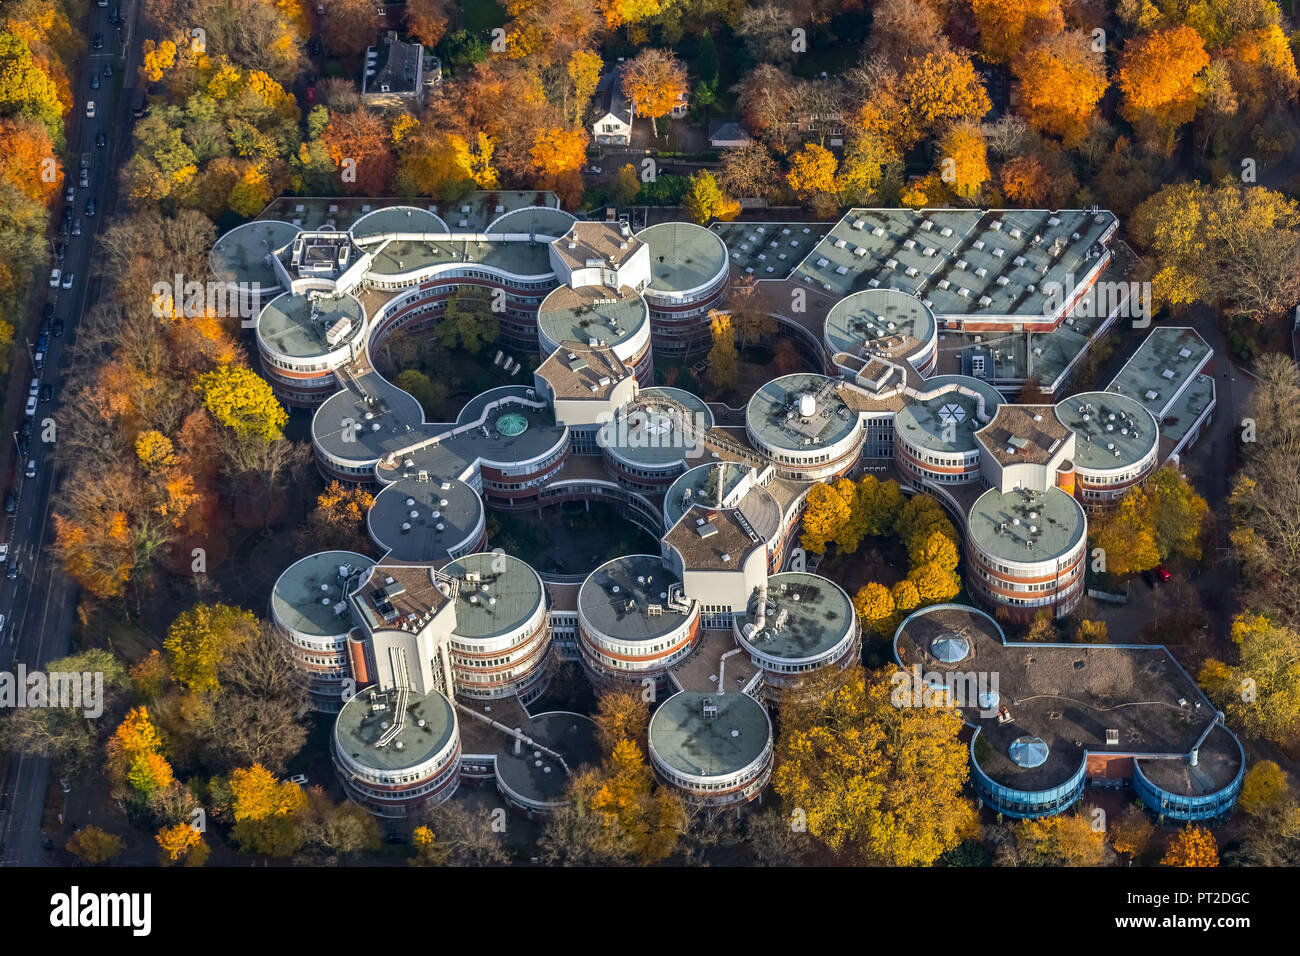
[1118, 26, 1210, 153]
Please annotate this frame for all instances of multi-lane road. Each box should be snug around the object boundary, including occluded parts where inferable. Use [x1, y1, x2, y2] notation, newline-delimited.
[0, 0, 143, 866]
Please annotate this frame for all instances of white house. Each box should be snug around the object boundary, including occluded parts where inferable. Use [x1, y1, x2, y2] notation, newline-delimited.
[592, 67, 634, 146]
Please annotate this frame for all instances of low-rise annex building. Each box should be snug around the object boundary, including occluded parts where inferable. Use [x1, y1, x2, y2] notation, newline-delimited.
[893, 604, 1244, 821]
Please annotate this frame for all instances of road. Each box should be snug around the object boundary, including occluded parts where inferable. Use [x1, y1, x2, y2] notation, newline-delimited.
[0, 0, 143, 867]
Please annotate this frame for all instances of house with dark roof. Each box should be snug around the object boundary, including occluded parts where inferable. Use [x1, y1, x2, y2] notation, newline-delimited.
[361, 31, 441, 109]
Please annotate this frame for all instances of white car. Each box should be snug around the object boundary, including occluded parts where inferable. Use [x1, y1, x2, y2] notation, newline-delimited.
[288, 774, 308, 786]
[86, 100, 95, 118]
[0, 544, 8, 564]
[61, 272, 74, 290]
[25, 395, 37, 417]
[28, 378, 39, 398]
[49, 268, 60, 288]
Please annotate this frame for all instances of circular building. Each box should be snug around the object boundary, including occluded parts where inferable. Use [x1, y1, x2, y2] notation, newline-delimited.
[1134, 723, 1245, 821]
[442, 552, 552, 706]
[635, 222, 730, 354]
[493, 712, 602, 817]
[209, 219, 298, 302]
[368, 476, 485, 563]
[664, 461, 756, 531]
[332, 685, 461, 817]
[1054, 391, 1159, 509]
[577, 555, 701, 689]
[537, 284, 653, 384]
[893, 375, 1003, 488]
[746, 373, 864, 481]
[648, 692, 774, 806]
[349, 205, 450, 242]
[825, 288, 938, 377]
[255, 291, 367, 407]
[966, 486, 1088, 620]
[600, 388, 712, 492]
[734, 572, 860, 700]
[487, 205, 576, 239]
[271, 551, 375, 713]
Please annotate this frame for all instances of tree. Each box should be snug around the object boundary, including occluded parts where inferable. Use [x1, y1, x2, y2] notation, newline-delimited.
[799, 482, 852, 554]
[593, 687, 650, 752]
[321, 108, 396, 195]
[773, 665, 977, 864]
[156, 822, 210, 866]
[229, 763, 308, 856]
[67, 826, 125, 864]
[717, 142, 780, 201]
[1231, 761, 1300, 865]
[1239, 760, 1291, 816]
[1014, 32, 1108, 146]
[530, 126, 587, 177]
[868, 0, 948, 64]
[1161, 825, 1219, 867]
[319, 0, 379, 57]
[609, 163, 640, 206]
[1118, 26, 1210, 153]
[297, 788, 382, 860]
[567, 49, 603, 125]
[853, 582, 895, 634]
[195, 365, 288, 445]
[106, 706, 173, 801]
[937, 121, 989, 200]
[0, 32, 64, 141]
[1109, 805, 1155, 860]
[1014, 813, 1110, 865]
[706, 310, 739, 393]
[1131, 181, 1300, 320]
[897, 50, 993, 145]
[416, 802, 509, 865]
[437, 286, 500, 355]
[1000, 155, 1054, 206]
[620, 48, 687, 137]
[298, 480, 376, 555]
[163, 603, 260, 695]
[405, 0, 453, 46]
[1199, 612, 1300, 746]
[1076, 619, 1109, 643]
[785, 143, 838, 202]
[682, 170, 739, 224]
[969, 0, 1064, 64]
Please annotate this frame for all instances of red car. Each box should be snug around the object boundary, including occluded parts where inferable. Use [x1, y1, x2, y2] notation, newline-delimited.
[1154, 565, 1172, 584]
[305, 85, 316, 103]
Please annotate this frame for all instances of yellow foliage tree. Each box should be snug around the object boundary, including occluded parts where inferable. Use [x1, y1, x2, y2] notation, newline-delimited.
[1014, 32, 1108, 146]
[785, 143, 839, 202]
[969, 0, 1064, 64]
[1015, 813, 1108, 865]
[1161, 825, 1219, 867]
[1118, 26, 1210, 152]
[853, 582, 895, 634]
[800, 482, 853, 554]
[937, 122, 990, 201]
[163, 603, 260, 694]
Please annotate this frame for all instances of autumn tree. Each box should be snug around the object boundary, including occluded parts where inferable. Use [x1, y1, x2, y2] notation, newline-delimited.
[593, 687, 651, 752]
[106, 706, 175, 802]
[1131, 181, 1300, 320]
[1000, 155, 1054, 206]
[1014, 32, 1108, 146]
[415, 801, 509, 865]
[297, 480, 375, 556]
[621, 48, 687, 137]
[774, 665, 977, 864]
[66, 826, 125, 865]
[322, 108, 396, 195]
[1161, 825, 1219, 867]
[799, 482, 853, 554]
[156, 822, 210, 866]
[969, 0, 1064, 64]
[683, 170, 739, 224]
[437, 286, 500, 355]
[1199, 612, 1300, 746]
[785, 142, 838, 203]
[706, 310, 739, 394]
[854, 582, 896, 634]
[1090, 465, 1209, 576]
[163, 603, 260, 695]
[937, 121, 990, 201]
[1118, 26, 1210, 153]
[1109, 804, 1155, 861]
[897, 50, 993, 146]
[1013, 813, 1110, 865]
[228, 763, 309, 857]
[717, 142, 780, 201]
[1231, 761, 1300, 865]
[405, 0, 453, 47]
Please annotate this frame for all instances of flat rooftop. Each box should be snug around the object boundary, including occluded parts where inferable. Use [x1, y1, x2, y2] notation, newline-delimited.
[1158, 373, 1215, 458]
[713, 221, 831, 280]
[968, 486, 1086, 563]
[649, 691, 771, 777]
[313, 369, 433, 467]
[664, 461, 756, 529]
[637, 221, 728, 293]
[736, 572, 854, 662]
[536, 341, 634, 401]
[1055, 391, 1157, 471]
[551, 221, 643, 274]
[599, 399, 704, 469]
[335, 685, 456, 772]
[664, 502, 771, 571]
[209, 219, 298, 289]
[366, 237, 555, 278]
[537, 284, 648, 351]
[443, 552, 544, 641]
[670, 629, 761, 694]
[578, 554, 692, 643]
[350, 563, 450, 632]
[1106, 327, 1212, 422]
[368, 476, 483, 563]
[747, 373, 859, 452]
[975, 404, 1071, 467]
[489, 205, 575, 238]
[258, 291, 365, 360]
[894, 604, 1232, 794]
[793, 208, 1117, 316]
[350, 205, 449, 239]
[492, 712, 602, 805]
[896, 375, 1003, 454]
[272, 551, 374, 637]
[825, 288, 936, 363]
[258, 191, 560, 235]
